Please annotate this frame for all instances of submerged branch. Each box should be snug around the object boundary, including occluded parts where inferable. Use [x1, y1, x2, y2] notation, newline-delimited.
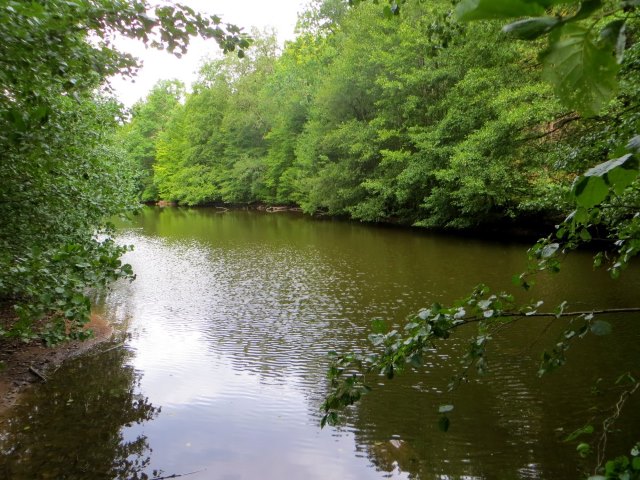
[595, 381, 640, 473]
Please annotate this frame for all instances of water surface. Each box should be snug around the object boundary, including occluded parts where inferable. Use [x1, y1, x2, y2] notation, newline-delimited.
[2, 207, 639, 479]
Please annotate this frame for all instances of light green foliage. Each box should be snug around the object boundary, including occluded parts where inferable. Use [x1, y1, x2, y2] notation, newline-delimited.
[120, 80, 186, 201]
[147, 30, 279, 205]
[133, 0, 571, 228]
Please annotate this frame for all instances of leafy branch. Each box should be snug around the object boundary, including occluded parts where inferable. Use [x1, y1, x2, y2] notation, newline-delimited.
[321, 283, 640, 427]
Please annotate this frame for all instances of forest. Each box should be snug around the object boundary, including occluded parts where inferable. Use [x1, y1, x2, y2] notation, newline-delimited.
[122, 0, 636, 232]
[1, 0, 639, 478]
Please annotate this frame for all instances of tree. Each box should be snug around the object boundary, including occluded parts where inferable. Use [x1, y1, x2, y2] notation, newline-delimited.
[323, 1, 640, 478]
[0, 0, 249, 342]
[120, 80, 186, 201]
[144, 30, 280, 205]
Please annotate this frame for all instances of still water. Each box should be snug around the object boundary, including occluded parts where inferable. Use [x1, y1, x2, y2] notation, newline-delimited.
[2, 207, 639, 479]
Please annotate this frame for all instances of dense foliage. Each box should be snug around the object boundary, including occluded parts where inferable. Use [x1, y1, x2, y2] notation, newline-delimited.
[316, 1, 640, 479]
[123, 0, 576, 229]
[3, 0, 638, 477]
[0, 0, 248, 343]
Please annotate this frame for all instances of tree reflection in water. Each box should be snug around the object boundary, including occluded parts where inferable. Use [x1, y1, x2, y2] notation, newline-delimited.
[0, 342, 159, 480]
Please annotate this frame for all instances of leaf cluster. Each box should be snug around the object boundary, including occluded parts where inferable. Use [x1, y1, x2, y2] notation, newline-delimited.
[0, 1, 245, 342]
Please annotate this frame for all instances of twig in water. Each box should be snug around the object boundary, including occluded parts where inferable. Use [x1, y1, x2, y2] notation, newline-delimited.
[150, 470, 205, 480]
[90, 342, 125, 356]
[28, 365, 48, 382]
[595, 380, 640, 473]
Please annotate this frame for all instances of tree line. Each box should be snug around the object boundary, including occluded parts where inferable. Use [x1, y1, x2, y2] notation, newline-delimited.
[122, 0, 634, 234]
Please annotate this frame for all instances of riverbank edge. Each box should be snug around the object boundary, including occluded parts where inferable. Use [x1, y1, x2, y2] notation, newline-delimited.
[0, 312, 114, 417]
[148, 200, 562, 242]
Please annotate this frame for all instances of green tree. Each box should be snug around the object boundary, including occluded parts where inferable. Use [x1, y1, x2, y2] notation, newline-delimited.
[0, 0, 248, 342]
[120, 80, 186, 201]
[149, 30, 279, 205]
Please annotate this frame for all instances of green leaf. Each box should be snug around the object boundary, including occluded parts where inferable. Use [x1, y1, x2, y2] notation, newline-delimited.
[371, 317, 388, 334]
[570, 0, 602, 22]
[580, 154, 639, 196]
[564, 424, 594, 442]
[438, 404, 454, 413]
[503, 17, 561, 40]
[456, 0, 545, 21]
[541, 24, 620, 116]
[591, 320, 612, 336]
[438, 415, 450, 432]
[584, 154, 636, 178]
[577, 442, 591, 457]
[572, 175, 608, 208]
[627, 136, 640, 153]
[606, 164, 639, 195]
[579, 228, 592, 241]
[600, 19, 626, 64]
[541, 242, 560, 258]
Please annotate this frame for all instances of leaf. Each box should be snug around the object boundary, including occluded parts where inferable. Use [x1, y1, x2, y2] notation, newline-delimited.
[408, 353, 423, 368]
[570, 0, 602, 22]
[579, 228, 592, 241]
[577, 442, 591, 457]
[438, 404, 454, 413]
[541, 242, 560, 258]
[591, 320, 612, 336]
[572, 175, 608, 208]
[438, 415, 450, 432]
[477, 299, 492, 309]
[456, 0, 545, 21]
[541, 24, 620, 116]
[600, 19, 626, 64]
[627, 136, 640, 153]
[371, 317, 388, 334]
[583, 154, 637, 178]
[503, 17, 561, 40]
[605, 161, 639, 195]
[564, 424, 594, 442]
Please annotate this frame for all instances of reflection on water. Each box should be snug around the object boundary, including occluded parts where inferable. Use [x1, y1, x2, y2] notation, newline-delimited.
[0, 345, 158, 479]
[1, 207, 639, 479]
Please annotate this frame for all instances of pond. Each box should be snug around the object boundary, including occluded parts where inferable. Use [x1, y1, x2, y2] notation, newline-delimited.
[2, 207, 639, 479]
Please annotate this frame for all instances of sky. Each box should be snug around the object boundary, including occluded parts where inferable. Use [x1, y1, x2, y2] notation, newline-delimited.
[110, 0, 307, 107]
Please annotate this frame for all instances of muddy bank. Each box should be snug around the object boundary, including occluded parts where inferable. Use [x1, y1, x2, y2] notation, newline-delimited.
[0, 313, 114, 416]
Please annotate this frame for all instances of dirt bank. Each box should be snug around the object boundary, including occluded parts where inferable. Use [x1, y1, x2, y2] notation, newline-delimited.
[0, 313, 114, 416]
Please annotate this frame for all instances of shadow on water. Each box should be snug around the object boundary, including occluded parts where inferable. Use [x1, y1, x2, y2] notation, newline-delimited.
[0, 343, 159, 480]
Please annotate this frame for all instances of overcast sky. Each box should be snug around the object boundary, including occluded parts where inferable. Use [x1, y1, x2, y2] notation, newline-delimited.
[110, 0, 307, 107]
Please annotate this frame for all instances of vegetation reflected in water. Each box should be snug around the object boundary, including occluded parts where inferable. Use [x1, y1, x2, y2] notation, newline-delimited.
[0, 344, 158, 480]
[1, 208, 639, 479]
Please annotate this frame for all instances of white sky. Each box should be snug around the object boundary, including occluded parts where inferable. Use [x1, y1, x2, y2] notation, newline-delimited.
[110, 0, 307, 107]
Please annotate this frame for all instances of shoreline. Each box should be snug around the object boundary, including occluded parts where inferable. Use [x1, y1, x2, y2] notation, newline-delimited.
[149, 201, 559, 242]
[0, 313, 114, 417]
